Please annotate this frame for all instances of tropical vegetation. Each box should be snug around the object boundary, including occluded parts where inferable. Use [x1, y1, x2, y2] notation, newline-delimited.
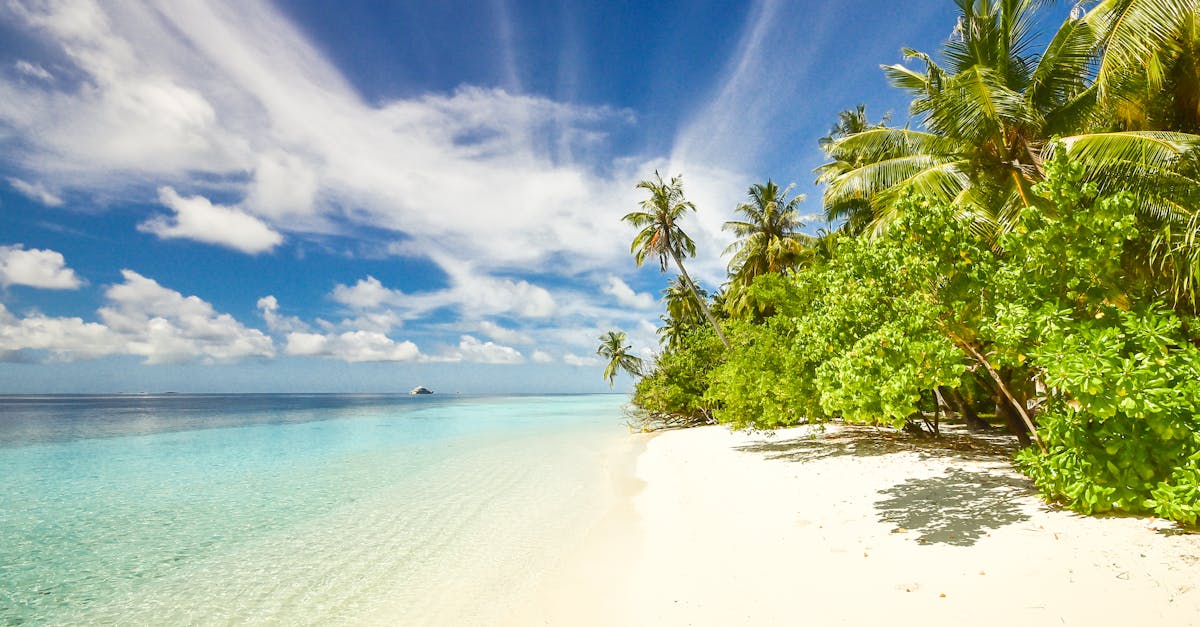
[612, 0, 1200, 525]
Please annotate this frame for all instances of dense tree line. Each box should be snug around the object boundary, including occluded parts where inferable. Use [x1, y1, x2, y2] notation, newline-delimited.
[602, 0, 1200, 525]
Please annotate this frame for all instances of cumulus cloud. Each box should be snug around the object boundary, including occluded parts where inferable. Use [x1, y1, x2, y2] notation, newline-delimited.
[477, 320, 532, 345]
[330, 267, 556, 322]
[7, 178, 63, 206]
[98, 270, 275, 364]
[563, 352, 601, 367]
[331, 276, 394, 310]
[531, 349, 554, 363]
[602, 275, 655, 310]
[0, 303, 121, 360]
[256, 295, 309, 333]
[451, 335, 524, 364]
[0, 270, 274, 363]
[0, 244, 82, 289]
[139, 187, 283, 254]
[284, 330, 420, 362]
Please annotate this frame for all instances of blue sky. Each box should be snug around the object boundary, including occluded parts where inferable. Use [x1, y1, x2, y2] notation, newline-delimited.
[0, 0, 1069, 393]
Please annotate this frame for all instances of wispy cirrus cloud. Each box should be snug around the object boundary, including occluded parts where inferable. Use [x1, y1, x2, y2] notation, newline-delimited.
[7, 177, 63, 206]
[0, 0, 762, 368]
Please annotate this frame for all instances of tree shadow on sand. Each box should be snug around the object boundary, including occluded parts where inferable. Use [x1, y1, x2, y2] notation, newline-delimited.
[734, 424, 1019, 464]
[736, 426, 1038, 546]
[873, 468, 1035, 546]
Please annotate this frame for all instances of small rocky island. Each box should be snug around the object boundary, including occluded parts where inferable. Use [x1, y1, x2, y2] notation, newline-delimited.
[409, 386, 433, 395]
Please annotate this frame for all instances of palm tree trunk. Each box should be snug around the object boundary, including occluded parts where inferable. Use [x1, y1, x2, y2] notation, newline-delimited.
[670, 251, 731, 349]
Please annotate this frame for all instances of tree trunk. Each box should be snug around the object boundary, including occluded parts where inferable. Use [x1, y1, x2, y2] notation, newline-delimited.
[994, 388, 1031, 448]
[947, 331, 1045, 452]
[942, 386, 991, 431]
[671, 251, 731, 349]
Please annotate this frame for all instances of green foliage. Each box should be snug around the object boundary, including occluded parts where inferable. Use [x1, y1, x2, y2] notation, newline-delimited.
[1015, 303, 1200, 523]
[597, 330, 643, 388]
[706, 277, 829, 430]
[1003, 151, 1200, 523]
[632, 327, 723, 422]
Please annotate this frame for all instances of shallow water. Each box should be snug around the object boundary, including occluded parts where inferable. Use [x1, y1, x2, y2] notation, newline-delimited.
[0, 394, 630, 625]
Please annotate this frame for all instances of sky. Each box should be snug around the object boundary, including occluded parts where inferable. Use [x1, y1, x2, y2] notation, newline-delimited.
[0, 0, 1062, 393]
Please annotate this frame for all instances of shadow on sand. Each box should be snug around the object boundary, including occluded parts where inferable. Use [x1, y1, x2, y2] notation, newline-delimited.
[874, 468, 1034, 546]
[734, 424, 1020, 464]
[735, 425, 1037, 546]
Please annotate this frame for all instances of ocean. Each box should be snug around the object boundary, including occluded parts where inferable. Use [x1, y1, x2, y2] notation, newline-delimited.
[0, 393, 632, 625]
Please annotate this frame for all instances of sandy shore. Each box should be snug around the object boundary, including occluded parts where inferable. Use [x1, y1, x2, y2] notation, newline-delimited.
[515, 424, 1200, 626]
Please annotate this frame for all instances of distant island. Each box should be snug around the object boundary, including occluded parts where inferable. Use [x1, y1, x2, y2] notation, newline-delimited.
[409, 386, 433, 395]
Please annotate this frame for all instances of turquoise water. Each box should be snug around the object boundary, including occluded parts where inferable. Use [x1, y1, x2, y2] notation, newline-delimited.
[0, 394, 630, 625]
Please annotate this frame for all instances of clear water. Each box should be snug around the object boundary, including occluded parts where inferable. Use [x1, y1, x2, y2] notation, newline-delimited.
[0, 394, 630, 625]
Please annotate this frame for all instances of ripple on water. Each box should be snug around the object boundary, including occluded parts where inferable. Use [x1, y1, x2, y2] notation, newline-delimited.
[0, 395, 628, 625]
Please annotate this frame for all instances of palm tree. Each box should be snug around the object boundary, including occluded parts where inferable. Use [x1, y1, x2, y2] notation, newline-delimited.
[597, 331, 643, 387]
[624, 172, 731, 348]
[1088, 0, 1200, 132]
[657, 277, 708, 349]
[662, 275, 708, 328]
[723, 180, 813, 281]
[816, 105, 891, 234]
[818, 0, 1200, 300]
[818, 0, 1100, 233]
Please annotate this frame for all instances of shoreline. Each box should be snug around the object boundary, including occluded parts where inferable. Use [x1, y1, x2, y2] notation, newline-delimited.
[519, 423, 1200, 626]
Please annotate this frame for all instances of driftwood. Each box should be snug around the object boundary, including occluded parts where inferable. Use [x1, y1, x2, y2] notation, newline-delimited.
[622, 405, 715, 432]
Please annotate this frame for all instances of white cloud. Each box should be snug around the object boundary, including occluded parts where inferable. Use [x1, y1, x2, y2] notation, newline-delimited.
[0, 244, 82, 289]
[0, 304, 122, 360]
[7, 178, 64, 206]
[602, 275, 655, 310]
[284, 330, 420, 362]
[451, 334, 524, 364]
[563, 352, 602, 367]
[330, 266, 556, 322]
[0, 0, 757, 364]
[244, 150, 318, 218]
[139, 187, 283, 254]
[477, 320, 532, 345]
[256, 295, 309, 333]
[331, 276, 394, 309]
[531, 349, 554, 363]
[0, 270, 274, 364]
[98, 270, 275, 364]
[14, 60, 52, 81]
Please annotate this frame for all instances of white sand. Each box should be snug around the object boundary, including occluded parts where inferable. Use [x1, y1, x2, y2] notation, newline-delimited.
[515, 424, 1200, 626]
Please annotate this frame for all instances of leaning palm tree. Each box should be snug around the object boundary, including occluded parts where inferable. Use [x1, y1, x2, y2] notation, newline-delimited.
[624, 172, 731, 348]
[597, 330, 643, 388]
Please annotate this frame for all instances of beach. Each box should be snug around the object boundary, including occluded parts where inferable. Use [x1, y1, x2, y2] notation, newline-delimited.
[520, 424, 1200, 627]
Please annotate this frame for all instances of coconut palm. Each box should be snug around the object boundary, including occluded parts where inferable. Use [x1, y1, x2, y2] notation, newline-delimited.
[818, 0, 1200, 302]
[1087, 0, 1200, 132]
[724, 180, 813, 281]
[662, 275, 708, 329]
[816, 105, 891, 234]
[597, 330, 643, 388]
[656, 277, 709, 349]
[818, 0, 1100, 233]
[624, 172, 731, 348]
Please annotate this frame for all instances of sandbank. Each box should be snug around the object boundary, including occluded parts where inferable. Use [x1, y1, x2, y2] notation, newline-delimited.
[515, 423, 1200, 626]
